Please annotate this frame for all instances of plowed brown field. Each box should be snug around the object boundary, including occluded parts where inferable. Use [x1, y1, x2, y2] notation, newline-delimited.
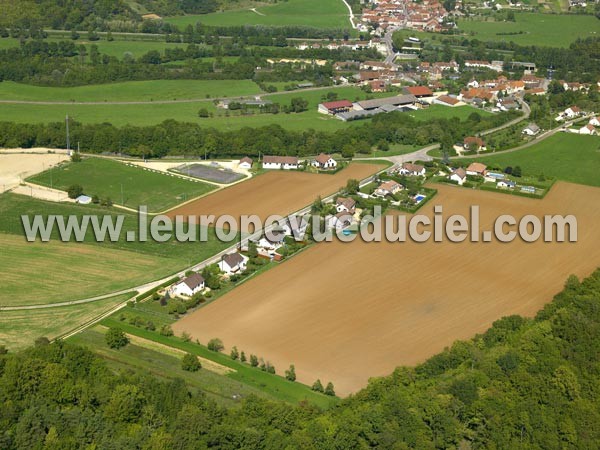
[174, 182, 600, 396]
[167, 163, 385, 230]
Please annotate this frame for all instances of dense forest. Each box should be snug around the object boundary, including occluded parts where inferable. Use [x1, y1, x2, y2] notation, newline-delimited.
[0, 110, 518, 158]
[1, 270, 599, 448]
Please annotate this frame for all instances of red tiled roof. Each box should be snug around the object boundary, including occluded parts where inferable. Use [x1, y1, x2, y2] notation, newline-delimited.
[321, 100, 353, 110]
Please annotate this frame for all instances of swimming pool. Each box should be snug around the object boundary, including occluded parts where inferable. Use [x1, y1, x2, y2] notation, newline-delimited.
[414, 194, 426, 203]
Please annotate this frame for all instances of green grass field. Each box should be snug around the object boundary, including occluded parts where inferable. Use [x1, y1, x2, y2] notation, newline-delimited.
[0, 193, 234, 305]
[477, 133, 600, 187]
[0, 84, 488, 131]
[0, 293, 134, 350]
[28, 157, 216, 211]
[0, 80, 262, 102]
[165, 0, 353, 30]
[458, 13, 599, 48]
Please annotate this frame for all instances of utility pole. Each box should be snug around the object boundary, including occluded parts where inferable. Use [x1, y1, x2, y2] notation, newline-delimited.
[121, 183, 124, 206]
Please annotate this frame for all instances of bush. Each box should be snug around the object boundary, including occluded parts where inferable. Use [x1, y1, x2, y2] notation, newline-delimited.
[67, 184, 84, 199]
[181, 353, 201, 372]
[105, 327, 129, 349]
[285, 364, 296, 382]
[324, 382, 336, 396]
[207, 338, 224, 352]
[159, 325, 174, 336]
[312, 379, 324, 392]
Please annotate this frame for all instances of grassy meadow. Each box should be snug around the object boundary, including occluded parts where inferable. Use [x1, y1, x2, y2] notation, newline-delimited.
[0, 80, 488, 131]
[458, 13, 599, 48]
[0, 80, 262, 102]
[28, 157, 216, 212]
[165, 0, 353, 30]
[0, 293, 134, 350]
[0, 193, 234, 305]
[477, 133, 600, 187]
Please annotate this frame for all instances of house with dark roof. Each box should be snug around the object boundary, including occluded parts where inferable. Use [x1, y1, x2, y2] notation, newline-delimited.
[312, 153, 337, 170]
[172, 273, 205, 297]
[397, 162, 426, 177]
[262, 155, 299, 170]
[522, 123, 540, 136]
[450, 168, 467, 185]
[218, 252, 248, 275]
[336, 196, 356, 214]
[355, 94, 418, 111]
[239, 157, 253, 169]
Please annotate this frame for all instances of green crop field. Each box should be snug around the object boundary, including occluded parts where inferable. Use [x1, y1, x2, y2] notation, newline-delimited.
[458, 13, 599, 48]
[0, 293, 134, 351]
[410, 105, 491, 121]
[476, 133, 600, 187]
[0, 80, 262, 103]
[0, 85, 488, 131]
[0, 193, 234, 305]
[165, 0, 353, 30]
[28, 157, 216, 212]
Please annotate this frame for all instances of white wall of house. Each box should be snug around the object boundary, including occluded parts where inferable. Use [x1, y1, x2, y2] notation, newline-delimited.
[450, 174, 466, 185]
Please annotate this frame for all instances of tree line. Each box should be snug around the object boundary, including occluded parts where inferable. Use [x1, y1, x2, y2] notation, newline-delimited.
[0, 110, 518, 159]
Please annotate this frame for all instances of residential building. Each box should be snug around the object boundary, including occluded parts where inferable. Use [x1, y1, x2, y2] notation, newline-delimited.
[262, 156, 299, 170]
[450, 168, 467, 185]
[336, 197, 356, 214]
[239, 157, 253, 169]
[218, 253, 248, 275]
[374, 180, 403, 197]
[463, 137, 486, 152]
[312, 153, 337, 170]
[173, 273, 205, 297]
[397, 162, 426, 176]
[466, 162, 487, 177]
[522, 123, 540, 136]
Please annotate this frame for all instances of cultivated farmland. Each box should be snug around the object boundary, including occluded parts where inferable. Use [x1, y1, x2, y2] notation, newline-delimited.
[457, 13, 599, 48]
[29, 157, 216, 212]
[0, 293, 133, 350]
[167, 163, 386, 230]
[174, 182, 600, 396]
